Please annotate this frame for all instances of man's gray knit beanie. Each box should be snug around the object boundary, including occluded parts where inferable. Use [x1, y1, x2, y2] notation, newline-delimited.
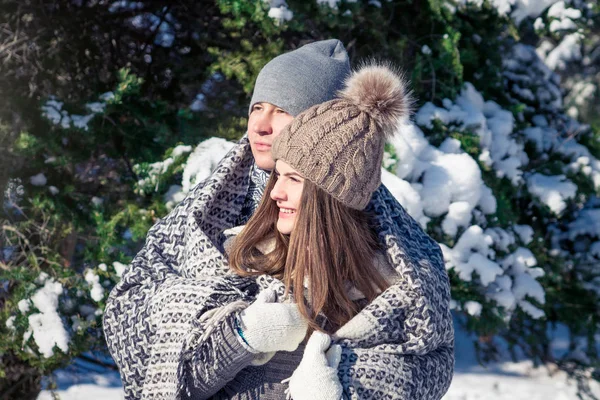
[249, 39, 350, 116]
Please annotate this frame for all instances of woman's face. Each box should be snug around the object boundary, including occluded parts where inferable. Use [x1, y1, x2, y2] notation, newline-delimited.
[270, 160, 305, 235]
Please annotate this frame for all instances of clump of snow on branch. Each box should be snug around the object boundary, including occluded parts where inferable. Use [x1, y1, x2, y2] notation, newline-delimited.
[441, 226, 504, 286]
[164, 138, 235, 209]
[506, 44, 563, 112]
[134, 144, 192, 196]
[30, 173, 48, 187]
[18, 299, 31, 313]
[85, 269, 105, 303]
[551, 198, 600, 297]
[454, 0, 516, 17]
[545, 1, 581, 31]
[464, 300, 483, 317]
[112, 261, 128, 278]
[527, 174, 577, 215]
[440, 226, 546, 319]
[565, 80, 597, 119]
[5, 316, 16, 330]
[449, 0, 575, 26]
[539, 33, 583, 71]
[264, 0, 293, 23]
[41, 92, 114, 131]
[108, 0, 144, 13]
[22, 273, 70, 358]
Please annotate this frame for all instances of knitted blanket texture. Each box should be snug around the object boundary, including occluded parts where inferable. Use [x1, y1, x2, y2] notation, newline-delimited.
[103, 137, 455, 400]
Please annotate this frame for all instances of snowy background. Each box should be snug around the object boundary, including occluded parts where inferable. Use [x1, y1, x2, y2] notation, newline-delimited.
[3, 0, 600, 398]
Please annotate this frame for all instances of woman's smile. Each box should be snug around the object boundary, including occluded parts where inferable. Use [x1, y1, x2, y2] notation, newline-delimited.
[278, 207, 297, 218]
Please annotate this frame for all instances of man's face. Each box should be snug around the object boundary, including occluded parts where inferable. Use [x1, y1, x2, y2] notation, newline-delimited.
[248, 102, 294, 171]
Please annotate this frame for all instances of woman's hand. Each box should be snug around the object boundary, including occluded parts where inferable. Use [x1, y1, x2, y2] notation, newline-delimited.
[238, 289, 308, 353]
[284, 331, 343, 400]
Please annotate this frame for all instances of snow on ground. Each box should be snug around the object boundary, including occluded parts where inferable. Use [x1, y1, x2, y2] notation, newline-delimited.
[37, 320, 600, 400]
[445, 363, 589, 400]
[37, 355, 125, 400]
[445, 321, 600, 400]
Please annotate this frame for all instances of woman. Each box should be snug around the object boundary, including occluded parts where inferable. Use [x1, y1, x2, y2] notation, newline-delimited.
[181, 64, 454, 400]
[228, 162, 398, 400]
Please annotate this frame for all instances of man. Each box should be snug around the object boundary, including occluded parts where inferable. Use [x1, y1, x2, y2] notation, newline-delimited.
[104, 39, 354, 399]
[247, 38, 351, 171]
[104, 39, 454, 400]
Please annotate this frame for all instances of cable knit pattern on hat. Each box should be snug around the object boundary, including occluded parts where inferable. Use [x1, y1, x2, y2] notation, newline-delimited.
[272, 64, 411, 210]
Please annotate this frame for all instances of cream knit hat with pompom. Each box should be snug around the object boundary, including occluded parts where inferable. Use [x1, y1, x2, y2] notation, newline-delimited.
[271, 63, 411, 210]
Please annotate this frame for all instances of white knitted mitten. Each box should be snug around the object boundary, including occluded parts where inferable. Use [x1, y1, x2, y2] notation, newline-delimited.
[285, 331, 343, 400]
[238, 289, 308, 353]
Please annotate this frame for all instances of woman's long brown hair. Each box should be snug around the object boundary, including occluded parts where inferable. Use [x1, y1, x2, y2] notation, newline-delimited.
[228, 173, 390, 333]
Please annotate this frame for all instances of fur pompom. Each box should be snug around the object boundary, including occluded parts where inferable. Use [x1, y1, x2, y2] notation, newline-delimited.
[339, 62, 412, 136]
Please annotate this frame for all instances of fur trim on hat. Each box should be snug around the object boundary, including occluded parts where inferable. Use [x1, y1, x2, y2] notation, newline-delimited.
[339, 63, 412, 135]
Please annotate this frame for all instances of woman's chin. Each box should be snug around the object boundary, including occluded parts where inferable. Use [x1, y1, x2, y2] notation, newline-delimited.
[276, 221, 294, 235]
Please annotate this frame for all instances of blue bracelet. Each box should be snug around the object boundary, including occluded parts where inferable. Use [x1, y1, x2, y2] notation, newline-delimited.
[234, 314, 251, 347]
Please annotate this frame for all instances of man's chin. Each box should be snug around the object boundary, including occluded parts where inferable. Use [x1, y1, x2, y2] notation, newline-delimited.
[254, 156, 275, 171]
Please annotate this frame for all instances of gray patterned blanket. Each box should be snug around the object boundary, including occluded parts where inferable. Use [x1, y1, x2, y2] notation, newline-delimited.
[103, 137, 454, 400]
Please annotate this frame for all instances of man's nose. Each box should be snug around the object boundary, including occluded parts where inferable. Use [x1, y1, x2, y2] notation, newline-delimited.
[251, 112, 273, 136]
